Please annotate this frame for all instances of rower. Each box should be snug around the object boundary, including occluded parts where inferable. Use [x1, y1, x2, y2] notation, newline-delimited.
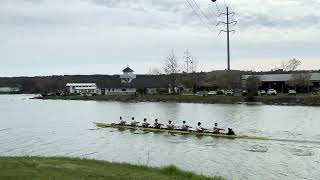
[130, 117, 139, 126]
[226, 128, 235, 135]
[181, 121, 192, 131]
[196, 122, 206, 132]
[213, 122, 225, 134]
[153, 119, 163, 129]
[119, 116, 126, 125]
[167, 120, 174, 130]
[142, 118, 150, 128]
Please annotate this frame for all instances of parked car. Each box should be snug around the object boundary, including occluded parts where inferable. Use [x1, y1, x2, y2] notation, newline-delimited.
[216, 90, 225, 96]
[259, 90, 266, 96]
[225, 90, 234, 96]
[288, 90, 297, 96]
[267, 89, 277, 96]
[242, 90, 248, 96]
[208, 91, 217, 95]
[195, 91, 208, 96]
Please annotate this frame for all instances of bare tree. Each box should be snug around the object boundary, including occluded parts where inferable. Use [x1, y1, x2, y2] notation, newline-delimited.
[282, 58, 302, 71]
[246, 75, 262, 93]
[163, 50, 181, 94]
[290, 73, 311, 92]
[213, 70, 242, 90]
[164, 50, 180, 74]
[148, 68, 162, 75]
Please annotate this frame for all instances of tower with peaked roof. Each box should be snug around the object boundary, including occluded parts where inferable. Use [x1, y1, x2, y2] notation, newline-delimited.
[120, 67, 136, 83]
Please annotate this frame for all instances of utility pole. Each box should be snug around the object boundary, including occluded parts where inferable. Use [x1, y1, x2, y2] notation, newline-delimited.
[226, 7, 230, 71]
[217, 6, 237, 71]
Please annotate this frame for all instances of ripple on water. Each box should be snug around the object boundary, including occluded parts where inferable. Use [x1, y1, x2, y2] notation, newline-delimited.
[245, 144, 268, 153]
[290, 148, 314, 157]
[205, 143, 217, 147]
[0, 128, 11, 132]
[166, 139, 189, 144]
[133, 130, 148, 134]
[313, 134, 320, 140]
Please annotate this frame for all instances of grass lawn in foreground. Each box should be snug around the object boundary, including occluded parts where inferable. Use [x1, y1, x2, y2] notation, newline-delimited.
[0, 156, 224, 180]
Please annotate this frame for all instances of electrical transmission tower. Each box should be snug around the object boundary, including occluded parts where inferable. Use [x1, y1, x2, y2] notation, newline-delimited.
[217, 6, 237, 71]
[184, 49, 193, 73]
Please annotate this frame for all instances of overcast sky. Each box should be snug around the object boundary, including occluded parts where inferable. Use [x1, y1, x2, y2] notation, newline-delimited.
[1, 0, 320, 76]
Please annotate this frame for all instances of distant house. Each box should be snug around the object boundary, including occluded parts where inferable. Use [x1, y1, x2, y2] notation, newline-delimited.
[99, 67, 179, 95]
[66, 83, 98, 94]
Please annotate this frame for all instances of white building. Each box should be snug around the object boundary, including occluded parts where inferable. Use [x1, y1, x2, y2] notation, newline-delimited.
[66, 83, 98, 94]
[101, 67, 138, 95]
[0, 87, 20, 93]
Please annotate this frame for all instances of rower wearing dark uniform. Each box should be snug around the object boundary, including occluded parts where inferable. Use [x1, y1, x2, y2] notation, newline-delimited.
[142, 118, 150, 128]
[181, 121, 192, 131]
[226, 128, 235, 135]
[167, 120, 174, 130]
[153, 119, 163, 129]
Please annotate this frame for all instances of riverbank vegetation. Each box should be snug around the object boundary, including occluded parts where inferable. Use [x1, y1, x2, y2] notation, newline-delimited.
[0, 156, 223, 180]
[35, 94, 320, 106]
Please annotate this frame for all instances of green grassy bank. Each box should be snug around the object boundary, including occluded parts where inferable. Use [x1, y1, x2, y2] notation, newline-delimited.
[35, 94, 320, 106]
[0, 156, 223, 180]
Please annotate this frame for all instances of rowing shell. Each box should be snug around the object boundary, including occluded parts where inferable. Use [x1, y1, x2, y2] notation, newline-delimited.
[94, 122, 270, 141]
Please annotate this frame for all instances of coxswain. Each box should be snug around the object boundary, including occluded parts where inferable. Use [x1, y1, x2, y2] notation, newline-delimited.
[196, 122, 206, 132]
[142, 118, 150, 128]
[153, 119, 163, 129]
[181, 121, 192, 131]
[226, 128, 235, 135]
[213, 122, 225, 134]
[130, 117, 139, 126]
[119, 116, 126, 125]
[167, 120, 174, 130]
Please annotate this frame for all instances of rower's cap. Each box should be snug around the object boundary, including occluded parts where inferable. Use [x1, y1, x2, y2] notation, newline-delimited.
[169, 120, 172, 123]
[132, 117, 135, 120]
[155, 119, 158, 121]
[198, 122, 201, 125]
[183, 121, 186, 123]
[144, 118, 147, 121]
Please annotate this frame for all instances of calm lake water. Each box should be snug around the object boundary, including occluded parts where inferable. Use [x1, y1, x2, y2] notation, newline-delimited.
[1, 94, 320, 180]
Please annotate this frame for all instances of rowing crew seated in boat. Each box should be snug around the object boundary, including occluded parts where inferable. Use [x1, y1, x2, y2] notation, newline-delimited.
[196, 122, 207, 132]
[181, 121, 192, 131]
[119, 116, 126, 125]
[226, 128, 235, 135]
[130, 117, 140, 126]
[167, 120, 174, 130]
[142, 118, 150, 128]
[153, 119, 164, 129]
[213, 122, 224, 134]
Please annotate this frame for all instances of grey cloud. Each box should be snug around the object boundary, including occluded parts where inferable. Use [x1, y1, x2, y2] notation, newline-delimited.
[238, 13, 320, 29]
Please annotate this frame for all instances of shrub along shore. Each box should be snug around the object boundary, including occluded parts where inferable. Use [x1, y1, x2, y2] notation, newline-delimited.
[34, 94, 320, 106]
[0, 156, 224, 180]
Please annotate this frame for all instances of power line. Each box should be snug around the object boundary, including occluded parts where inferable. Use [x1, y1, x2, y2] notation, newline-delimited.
[189, 0, 216, 25]
[185, 0, 214, 32]
[214, 1, 221, 14]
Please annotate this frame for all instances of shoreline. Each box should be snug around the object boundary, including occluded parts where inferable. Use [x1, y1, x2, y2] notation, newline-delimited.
[0, 156, 223, 180]
[33, 94, 320, 106]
